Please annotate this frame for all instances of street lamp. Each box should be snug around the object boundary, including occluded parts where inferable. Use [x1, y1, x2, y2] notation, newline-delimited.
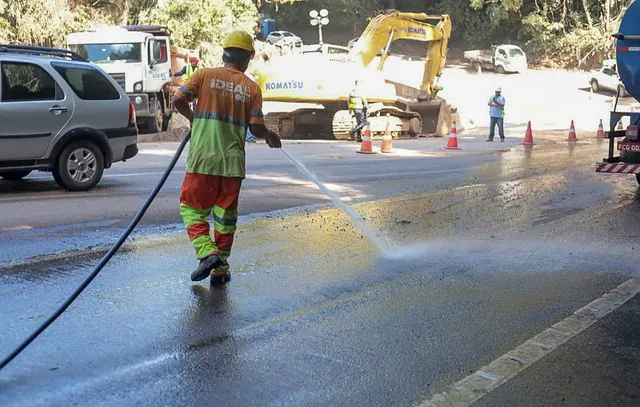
[309, 9, 329, 46]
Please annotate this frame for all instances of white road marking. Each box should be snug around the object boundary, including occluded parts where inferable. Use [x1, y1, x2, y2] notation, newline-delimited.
[420, 276, 640, 407]
[137, 149, 181, 156]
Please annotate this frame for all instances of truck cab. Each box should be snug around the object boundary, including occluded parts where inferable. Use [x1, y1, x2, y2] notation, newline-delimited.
[464, 44, 527, 74]
[492, 45, 527, 73]
[67, 25, 173, 133]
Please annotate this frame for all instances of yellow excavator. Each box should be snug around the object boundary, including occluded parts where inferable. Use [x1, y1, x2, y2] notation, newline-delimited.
[249, 11, 452, 139]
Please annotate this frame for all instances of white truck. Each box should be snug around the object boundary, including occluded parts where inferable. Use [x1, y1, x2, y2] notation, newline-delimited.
[67, 25, 173, 133]
[464, 44, 528, 74]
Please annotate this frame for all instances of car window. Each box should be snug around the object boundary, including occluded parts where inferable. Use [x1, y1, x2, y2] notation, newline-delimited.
[150, 39, 168, 64]
[603, 67, 616, 76]
[1, 62, 60, 102]
[508, 48, 524, 57]
[52, 62, 120, 100]
[70, 43, 142, 64]
[272, 33, 281, 37]
[283, 32, 294, 37]
[498, 49, 507, 57]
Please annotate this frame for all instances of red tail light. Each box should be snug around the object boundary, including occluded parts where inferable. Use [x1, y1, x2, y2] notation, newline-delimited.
[128, 100, 136, 126]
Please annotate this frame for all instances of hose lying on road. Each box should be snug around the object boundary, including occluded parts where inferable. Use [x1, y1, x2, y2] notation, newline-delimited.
[0, 132, 191, 371]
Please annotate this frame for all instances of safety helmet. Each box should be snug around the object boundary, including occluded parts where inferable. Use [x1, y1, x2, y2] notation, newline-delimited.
[495, 87, 502, 92]
[222, 30, 255, 53]
[189, 56, 199, 64]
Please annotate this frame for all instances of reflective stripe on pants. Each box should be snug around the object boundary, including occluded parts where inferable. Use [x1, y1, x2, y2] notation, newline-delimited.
[179, 173, 242, 260]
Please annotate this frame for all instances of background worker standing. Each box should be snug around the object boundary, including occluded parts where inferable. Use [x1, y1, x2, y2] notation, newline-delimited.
[173, 56, 200, 81]
[173, 30, 282, 284]
[487, 87, 506, 142]
[348, 80, 368, 142]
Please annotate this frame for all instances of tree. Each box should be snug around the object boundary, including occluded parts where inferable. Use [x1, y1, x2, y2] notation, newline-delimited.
[142, 0, 257, 49]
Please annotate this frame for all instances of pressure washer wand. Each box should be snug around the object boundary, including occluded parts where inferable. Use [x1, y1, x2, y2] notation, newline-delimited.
[279, 148, 392, 254]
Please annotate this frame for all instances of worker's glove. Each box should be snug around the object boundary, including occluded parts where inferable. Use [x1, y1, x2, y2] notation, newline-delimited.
[265, 131, 282, 149]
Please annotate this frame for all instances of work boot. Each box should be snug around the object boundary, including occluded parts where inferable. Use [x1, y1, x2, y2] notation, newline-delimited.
[500, 137, 505, 142]
[191, 254, 223, 282]
[210, 260, 231, 285]
[486, 138, 493, 142]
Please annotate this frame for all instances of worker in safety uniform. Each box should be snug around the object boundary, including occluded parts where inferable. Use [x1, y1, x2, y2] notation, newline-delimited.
[173, 56, 200, 81]
[348, 80, 368, 142]
[487, 87, 506, 142]
[173, 31, 282, 284]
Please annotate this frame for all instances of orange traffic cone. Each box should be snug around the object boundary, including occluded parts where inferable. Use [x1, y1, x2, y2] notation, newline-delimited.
[567, 120, 578, 141]
[381, 114, 393, 153]
[523, 121, 535, 145]
[595, 119, 605, 139]
[356, 123, 376, 154]
[444, 121, 461, 150]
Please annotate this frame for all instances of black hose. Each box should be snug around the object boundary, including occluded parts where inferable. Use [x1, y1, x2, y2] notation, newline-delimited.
[0, 132, 191, 371]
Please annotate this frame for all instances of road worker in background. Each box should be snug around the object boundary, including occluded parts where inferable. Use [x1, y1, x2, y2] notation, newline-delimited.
[173, 56, 200, 81]
[487, 87, 506, 142]
[348, 80, 368, 142]
[173, 30, 282, 284]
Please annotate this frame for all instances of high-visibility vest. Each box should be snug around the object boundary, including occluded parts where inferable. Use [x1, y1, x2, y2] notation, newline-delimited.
[184, 63, 198, 81]
[348, 91, 367, 110]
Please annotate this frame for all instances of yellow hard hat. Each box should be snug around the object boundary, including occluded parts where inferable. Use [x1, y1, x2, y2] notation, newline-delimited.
[222, 30, 255, 53]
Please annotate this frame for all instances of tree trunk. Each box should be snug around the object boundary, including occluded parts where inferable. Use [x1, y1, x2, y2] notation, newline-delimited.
[581, 0, 593, 26]
[605, 0, 611, 31]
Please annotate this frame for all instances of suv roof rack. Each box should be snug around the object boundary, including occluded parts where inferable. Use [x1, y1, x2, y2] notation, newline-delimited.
[122, 25, 171, 37]
[0, 44, 87, 62]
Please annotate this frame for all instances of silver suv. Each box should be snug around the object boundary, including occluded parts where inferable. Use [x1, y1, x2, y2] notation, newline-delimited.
[0, 45, 138, 191]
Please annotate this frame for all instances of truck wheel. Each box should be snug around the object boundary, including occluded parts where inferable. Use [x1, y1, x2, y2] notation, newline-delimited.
[473, 62, 482, 74]
[53, 140, 104, 191]
[495, 65, 505, 74]
[590, 79, 599, 93]
[0, 170, 31, 181]
[146, 96, 162, 133]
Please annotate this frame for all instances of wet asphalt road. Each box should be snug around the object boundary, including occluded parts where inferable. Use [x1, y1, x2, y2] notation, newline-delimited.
[0, 136, 506, 264]
[1, 132, 640, 406]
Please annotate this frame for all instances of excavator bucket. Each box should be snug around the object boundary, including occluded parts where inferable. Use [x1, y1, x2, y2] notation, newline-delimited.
[387, 80, 452, 136]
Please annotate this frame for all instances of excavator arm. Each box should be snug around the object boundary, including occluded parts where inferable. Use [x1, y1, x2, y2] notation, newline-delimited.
[349, 12, 452, 99]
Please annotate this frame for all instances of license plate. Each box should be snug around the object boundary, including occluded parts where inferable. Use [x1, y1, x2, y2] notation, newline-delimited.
[618, 141, 640, 152]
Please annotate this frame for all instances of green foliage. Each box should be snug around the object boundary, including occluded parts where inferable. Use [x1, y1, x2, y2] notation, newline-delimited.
[0, 0, 633, 69]
[140, 0, 256, 66]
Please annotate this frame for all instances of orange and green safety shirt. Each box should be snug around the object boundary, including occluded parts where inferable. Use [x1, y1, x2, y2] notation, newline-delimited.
[174, 67, 264, 178]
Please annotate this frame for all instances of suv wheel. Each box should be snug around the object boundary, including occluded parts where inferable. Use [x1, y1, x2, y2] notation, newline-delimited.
[53, 141, 104, 191]
[147, 96, 162, 133]
[0, 170, 32, 181]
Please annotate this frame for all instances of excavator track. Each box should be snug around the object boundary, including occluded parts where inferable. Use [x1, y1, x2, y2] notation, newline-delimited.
[331, 110, 354, 140]
[332, 105, 423, 139]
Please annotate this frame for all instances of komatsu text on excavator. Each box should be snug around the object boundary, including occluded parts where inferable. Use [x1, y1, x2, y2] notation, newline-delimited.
[249, 11, 452, 139]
